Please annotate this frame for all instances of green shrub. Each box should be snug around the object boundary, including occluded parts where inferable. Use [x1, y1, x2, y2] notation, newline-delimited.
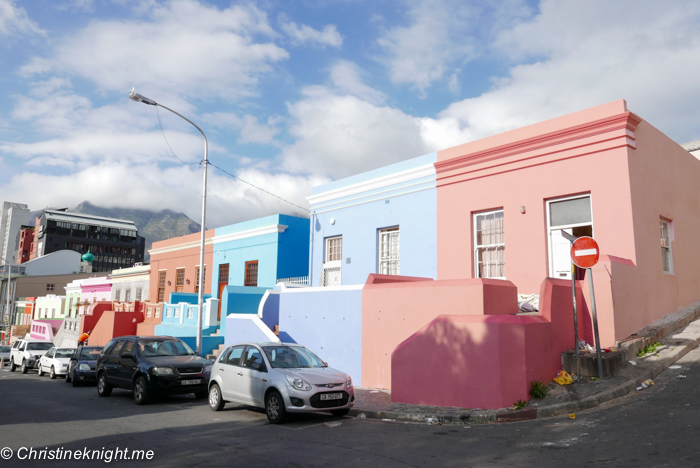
[514, 399, 529, 410]
[637, 342, 663, 357]
[529, 380, 548, 399]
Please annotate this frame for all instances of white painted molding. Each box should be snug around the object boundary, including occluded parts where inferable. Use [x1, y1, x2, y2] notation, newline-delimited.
[312, 185, 435, 215]
[257, 289, 280, 318]
[307, 164, 436, 206]
[228, 314, 280, 342]
[281, 284, 363, 293]
[149, 224, 289, 256]
[211, 224, 288, 245]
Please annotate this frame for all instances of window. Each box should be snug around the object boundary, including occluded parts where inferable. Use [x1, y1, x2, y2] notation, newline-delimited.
[114, 290, 121, 302]
[245, 261, 258, 287]
[242, 346, 264, 370]
[195, 266, 206, 294]
[379, 227, 400, 275]
[135, 287, 143, 301]
[547, 195, 593, 280]
[225, 345, 245, 366]
[46, 284, 55, 292]
[157, 271, 167, 303]
[661, 219, 673, 274]
[474, 210, 505, 279]
[125, 289, 132, 303]
[322, 236, 342, 287]
[175, 268, 185, 292]
[108, 340, 126, 356]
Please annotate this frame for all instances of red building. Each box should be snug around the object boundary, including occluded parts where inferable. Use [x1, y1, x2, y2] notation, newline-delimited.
[16, 226, 34, 264]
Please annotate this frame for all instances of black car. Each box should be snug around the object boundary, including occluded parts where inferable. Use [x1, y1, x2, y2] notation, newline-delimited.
[65, 346, 103, 387]
[95, 336, 211, 405]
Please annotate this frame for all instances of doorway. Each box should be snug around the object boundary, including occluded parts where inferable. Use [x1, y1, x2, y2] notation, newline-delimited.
[547, 195, 593, 280]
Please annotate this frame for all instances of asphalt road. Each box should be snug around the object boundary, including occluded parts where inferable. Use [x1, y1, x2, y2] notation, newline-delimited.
[1, 347, 699, 468]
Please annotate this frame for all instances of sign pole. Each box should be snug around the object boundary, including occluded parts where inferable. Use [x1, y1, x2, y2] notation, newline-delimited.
[560, 230, 581, 383]
[587, 268, 604, 379]
[571, 261, 581, 383]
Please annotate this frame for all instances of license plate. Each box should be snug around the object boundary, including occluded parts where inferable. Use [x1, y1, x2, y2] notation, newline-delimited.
[320, 393, 343, 401]
[181, 379, 202, 385]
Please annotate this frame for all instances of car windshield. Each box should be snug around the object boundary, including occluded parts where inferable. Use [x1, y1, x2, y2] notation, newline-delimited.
[138, 339, 194, 357]
[27, 342, 53, 351]
[80, 347, 102, 359]
[0, 346, 9, 352]
[55, 349, 75, 358]
[263, 346, 327, 369]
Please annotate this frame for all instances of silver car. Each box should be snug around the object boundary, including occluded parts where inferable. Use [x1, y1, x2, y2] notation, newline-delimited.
[207, 342, 354, 423]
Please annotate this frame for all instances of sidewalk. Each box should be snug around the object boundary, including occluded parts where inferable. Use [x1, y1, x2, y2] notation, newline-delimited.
[348, 307, 700, 425]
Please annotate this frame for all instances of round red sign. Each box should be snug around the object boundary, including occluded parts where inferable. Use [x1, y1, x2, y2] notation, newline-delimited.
[570, 236, 600, 268]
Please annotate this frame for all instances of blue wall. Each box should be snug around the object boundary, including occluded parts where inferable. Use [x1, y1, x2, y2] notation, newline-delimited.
[276, 215, 311, 280]
[309, 153, 437, 286]
[219, 285, 268, 336]
[168, 292, 211, 304]
[278, 287, 363, 385]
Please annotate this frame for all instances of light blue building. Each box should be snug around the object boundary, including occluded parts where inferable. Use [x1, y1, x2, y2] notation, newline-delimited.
[277, 153, 438, 385]
[307, 152, 437, 286]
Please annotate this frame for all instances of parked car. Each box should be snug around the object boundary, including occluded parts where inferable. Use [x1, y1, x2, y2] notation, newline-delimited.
[207, 342, 354, 424]
[9, 338, 54, 373]
[95, 336, 212, 405]
[38, 347, 76, 379]
[66, 346, 103, 387]
[0, 345, 10, 362]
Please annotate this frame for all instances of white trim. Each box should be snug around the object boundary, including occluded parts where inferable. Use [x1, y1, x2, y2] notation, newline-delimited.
[281, 284, 363, 293]
[211, 224, 288, 245]
[257, 290, 280, 318]
[313, 185, 435, 215]
[307, 164, 436, 206]
[148, 224, 288, 256]
[226, 314, 280, 342]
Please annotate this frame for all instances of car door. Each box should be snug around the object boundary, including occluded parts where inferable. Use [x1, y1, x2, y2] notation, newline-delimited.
[117, 340, 137, 388]
[104, 340, 126, 386]
[218, 345, 245, 401]
[41, 348, 55, 371]
[238, 346, 267, 406]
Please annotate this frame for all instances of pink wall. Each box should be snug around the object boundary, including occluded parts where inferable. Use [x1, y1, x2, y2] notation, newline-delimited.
[361, 274, 519, 390]
[435, 100, 639, 295]
[90, 310, 144, 346]
[29, 320, 62, 341]
[391, 278, 590, 409]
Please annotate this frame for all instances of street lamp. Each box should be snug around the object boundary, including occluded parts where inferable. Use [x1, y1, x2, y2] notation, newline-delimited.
[129, 88, 209, 356]
[1, 256, 15, 337]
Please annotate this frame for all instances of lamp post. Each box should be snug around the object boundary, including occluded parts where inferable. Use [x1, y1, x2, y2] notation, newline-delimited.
[1, 256, 14, 337]
[129, 88, 209, 356]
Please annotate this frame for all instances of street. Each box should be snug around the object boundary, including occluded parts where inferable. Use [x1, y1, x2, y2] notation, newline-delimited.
[1, 347, 700, 468]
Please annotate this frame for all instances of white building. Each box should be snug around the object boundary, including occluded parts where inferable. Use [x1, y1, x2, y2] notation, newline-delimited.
[0, 201, 29, 264]
[110, 263, 150, 303]
[35, 294, 66, 320]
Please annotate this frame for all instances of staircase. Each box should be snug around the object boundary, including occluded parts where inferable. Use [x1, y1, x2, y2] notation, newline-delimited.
[205, 343, 226, 361]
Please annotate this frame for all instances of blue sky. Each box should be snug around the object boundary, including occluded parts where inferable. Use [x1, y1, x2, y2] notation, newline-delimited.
[1, 0, 700, 228]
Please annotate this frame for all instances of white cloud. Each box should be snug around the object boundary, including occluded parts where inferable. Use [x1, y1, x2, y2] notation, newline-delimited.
[202, 112, 280, 146]
[439, 0, 700, 143]
[0, 162, 323, 228]
[0, 0, 44, 37]
[280, 18, 342, 48]
[20, 0, 288, 101]
[375, 0, 530, 96]
[329, 60, 386, 105]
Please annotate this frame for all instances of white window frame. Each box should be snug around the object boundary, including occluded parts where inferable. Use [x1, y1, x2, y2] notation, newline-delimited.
[660, 218, 673, 274]
[546, 194, 594, 279]
[322, 236, 342, 287]
[473, 209, 506, 279]
[378, 227, 400, 275]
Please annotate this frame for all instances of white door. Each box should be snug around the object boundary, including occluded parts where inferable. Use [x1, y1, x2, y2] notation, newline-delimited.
[550, 229, 573, 279]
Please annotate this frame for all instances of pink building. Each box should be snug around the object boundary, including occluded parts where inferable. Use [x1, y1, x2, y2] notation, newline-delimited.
[365, 99, 700, 409]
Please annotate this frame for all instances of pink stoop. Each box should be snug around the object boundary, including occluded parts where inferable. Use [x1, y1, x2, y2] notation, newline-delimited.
[390, 278, 591, 410]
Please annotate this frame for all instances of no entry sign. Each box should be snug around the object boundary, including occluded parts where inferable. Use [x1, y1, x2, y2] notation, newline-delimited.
[570, 236, 600, 268]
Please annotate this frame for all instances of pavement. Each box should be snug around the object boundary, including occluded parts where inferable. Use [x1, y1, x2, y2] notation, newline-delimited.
[347, 306, 700, 425]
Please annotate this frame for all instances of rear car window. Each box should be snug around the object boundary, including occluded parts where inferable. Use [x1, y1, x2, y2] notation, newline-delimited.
[27, 343, 53, 351]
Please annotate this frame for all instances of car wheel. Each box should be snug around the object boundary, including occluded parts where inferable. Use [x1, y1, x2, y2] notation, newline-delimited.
[133, 376, 151, 405]
[65, 369, 72, 383]
[21, 360, 28, 374]
[97, 373, 112, 397]
[265, 390, 286, 424]
[38, 365, 45, 377]
[208, 384, 225, 411]
[9, 358, 16, 372]
[330, 408, 350, 417]
[50, 366, 57, 379]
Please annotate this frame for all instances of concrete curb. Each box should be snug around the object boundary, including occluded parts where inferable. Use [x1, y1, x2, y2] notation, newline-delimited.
[350, 326, 700, 425]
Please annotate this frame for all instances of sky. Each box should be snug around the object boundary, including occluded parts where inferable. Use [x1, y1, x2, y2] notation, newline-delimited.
[1, 0, 700, 228]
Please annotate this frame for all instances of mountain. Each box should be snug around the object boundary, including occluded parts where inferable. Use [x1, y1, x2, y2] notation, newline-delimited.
[71, 202, 200, 261]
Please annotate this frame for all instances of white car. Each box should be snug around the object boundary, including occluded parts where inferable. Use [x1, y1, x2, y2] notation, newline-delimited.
[208, 342, 354, 423]
[38, 347, 76, 379]
[9, 339, 54, 373]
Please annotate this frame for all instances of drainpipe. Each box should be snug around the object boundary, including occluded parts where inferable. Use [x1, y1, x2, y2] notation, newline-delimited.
[308, 211, 315, 287]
